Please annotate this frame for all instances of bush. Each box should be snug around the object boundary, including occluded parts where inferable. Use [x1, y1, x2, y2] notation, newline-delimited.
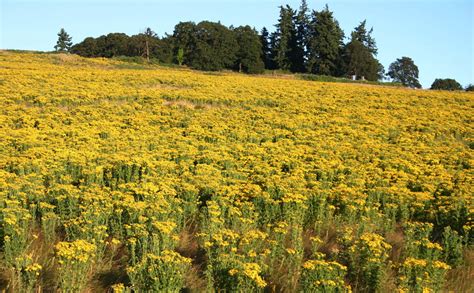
[430, 78, 463, 91]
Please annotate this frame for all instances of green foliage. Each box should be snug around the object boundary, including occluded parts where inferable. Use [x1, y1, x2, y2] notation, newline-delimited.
[343, 39, 383, 81]
[233, 26, 265, 74]
[180, 21, 238, 71]
[297, 73, 403, 86]
[387, 56, 422, 88]
[259, 27, 274, 70]
[273, 5, 298, 71]
[351, 20, 377, 55]
[430, 78, 463, 91]
[54, 28, 73, 52]
[307, 5, 344, 76]
[176, 47, 184, 66]
[126, 250, 191, 292]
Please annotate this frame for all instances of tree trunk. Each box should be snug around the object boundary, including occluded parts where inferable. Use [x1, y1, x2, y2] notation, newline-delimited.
[145, 39, 150, 62]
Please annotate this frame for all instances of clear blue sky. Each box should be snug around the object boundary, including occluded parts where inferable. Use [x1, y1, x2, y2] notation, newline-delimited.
[1, 0, 473, 88]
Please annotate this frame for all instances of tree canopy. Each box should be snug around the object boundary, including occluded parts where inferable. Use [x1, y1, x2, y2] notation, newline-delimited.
[65, 0, 427, 83]
[387, 57, 421, 88]
[430, 78, 463, 91]
[54, 28, 73, 52]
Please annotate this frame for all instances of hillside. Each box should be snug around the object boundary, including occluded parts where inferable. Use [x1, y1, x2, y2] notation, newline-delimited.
[0, 52, 472, 292]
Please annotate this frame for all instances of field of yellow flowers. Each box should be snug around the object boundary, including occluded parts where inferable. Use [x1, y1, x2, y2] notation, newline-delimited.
[0, 51, 472, 292]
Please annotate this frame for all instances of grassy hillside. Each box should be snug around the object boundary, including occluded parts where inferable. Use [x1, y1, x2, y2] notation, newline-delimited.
[0, 51, 472, 292]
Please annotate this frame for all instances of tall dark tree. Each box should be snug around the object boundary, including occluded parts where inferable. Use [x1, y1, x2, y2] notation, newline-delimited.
[273, 5, 297, 71]
[387, 57, 421, 88]
[351, 20, 377, 55]
[154, 36, 174, 63]
[54, 28, 73, 52]
[70, 37, 97, 57]
[186, 21, 238, 71]
[102, 33, 130, 57]
[307, 5, 344, 76]
[260, 27, 274, 69]
[293, 0, 310, 72]
[343, 39, 381, 81]
[342, 20, 383, 81]
[172, 22, 197, 66]
[234, 26, 265, 74]
[430, 78, 463, 91]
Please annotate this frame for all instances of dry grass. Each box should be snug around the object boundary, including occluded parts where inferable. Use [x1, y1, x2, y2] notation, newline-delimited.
[176, 223, 207, 292]
[385, 226, 405, 263]
[444, 249, 474, 293]
[54, 53, 80, 63]
[163, 99, 216, 110]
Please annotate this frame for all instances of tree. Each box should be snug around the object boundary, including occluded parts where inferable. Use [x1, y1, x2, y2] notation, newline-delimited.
[70, 37, 97, 57]
[342, 21, 383, 81]
[387, 57, 421, 88]
[233, 26, 265, 74]
[306, 4, 344, 76]
[54, 28, 73, 52]
[430, 78, 463, 91]
[172, 22, 197, 66]
[465, 84, 474, 91]
[102, 33, 130, 57]
[273, 5, 297, 71]
[176, 48, 184, 66]
[143, 27, 157, 62]
[351, 20, 377, 55]
[343, 39, 381, 81]
[292, 0, 310, 72]
[260, 27, 274, 69]
[186, 21, 238, 71]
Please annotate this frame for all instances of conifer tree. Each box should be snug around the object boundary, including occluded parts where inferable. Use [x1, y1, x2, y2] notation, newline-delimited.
[293, 0, 310, 72]
[260, 27, 273, 69]
[273, 5, 297, 71]
[351, 20, 377, 55]
[54, 28, 73, 52]
[307, 5, 344, 75]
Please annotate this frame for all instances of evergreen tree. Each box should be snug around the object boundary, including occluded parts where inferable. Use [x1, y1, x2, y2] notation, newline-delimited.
[260, 27, 274, 69]
[293, 0, 310, 72]
[387, 57, 421, 88]
[351, 20, 377, 55]
[54, 28, 73, 52]
[273, 5, 297, 71]
[234, 26, 265, 74]
[343, 39, 381, 81]
[307, 5, 344, 76]
[342, 20, 383, 81]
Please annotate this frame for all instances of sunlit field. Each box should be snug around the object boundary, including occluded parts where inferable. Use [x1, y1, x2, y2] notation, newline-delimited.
[0, 52, 472, 292]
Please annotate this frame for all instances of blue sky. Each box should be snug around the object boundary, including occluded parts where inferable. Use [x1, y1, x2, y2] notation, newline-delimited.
[1, 0, 473, 88]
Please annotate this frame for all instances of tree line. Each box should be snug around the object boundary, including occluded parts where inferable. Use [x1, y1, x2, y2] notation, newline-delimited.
[55, 1, 471, 90]
[67, 2, 384, 79]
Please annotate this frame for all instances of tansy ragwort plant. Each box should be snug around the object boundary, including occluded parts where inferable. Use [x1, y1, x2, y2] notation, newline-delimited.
[0, 52, 472, 291]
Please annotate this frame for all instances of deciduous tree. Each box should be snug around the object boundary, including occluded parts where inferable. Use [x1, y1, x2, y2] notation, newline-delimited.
[387, 57, 421, 88]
